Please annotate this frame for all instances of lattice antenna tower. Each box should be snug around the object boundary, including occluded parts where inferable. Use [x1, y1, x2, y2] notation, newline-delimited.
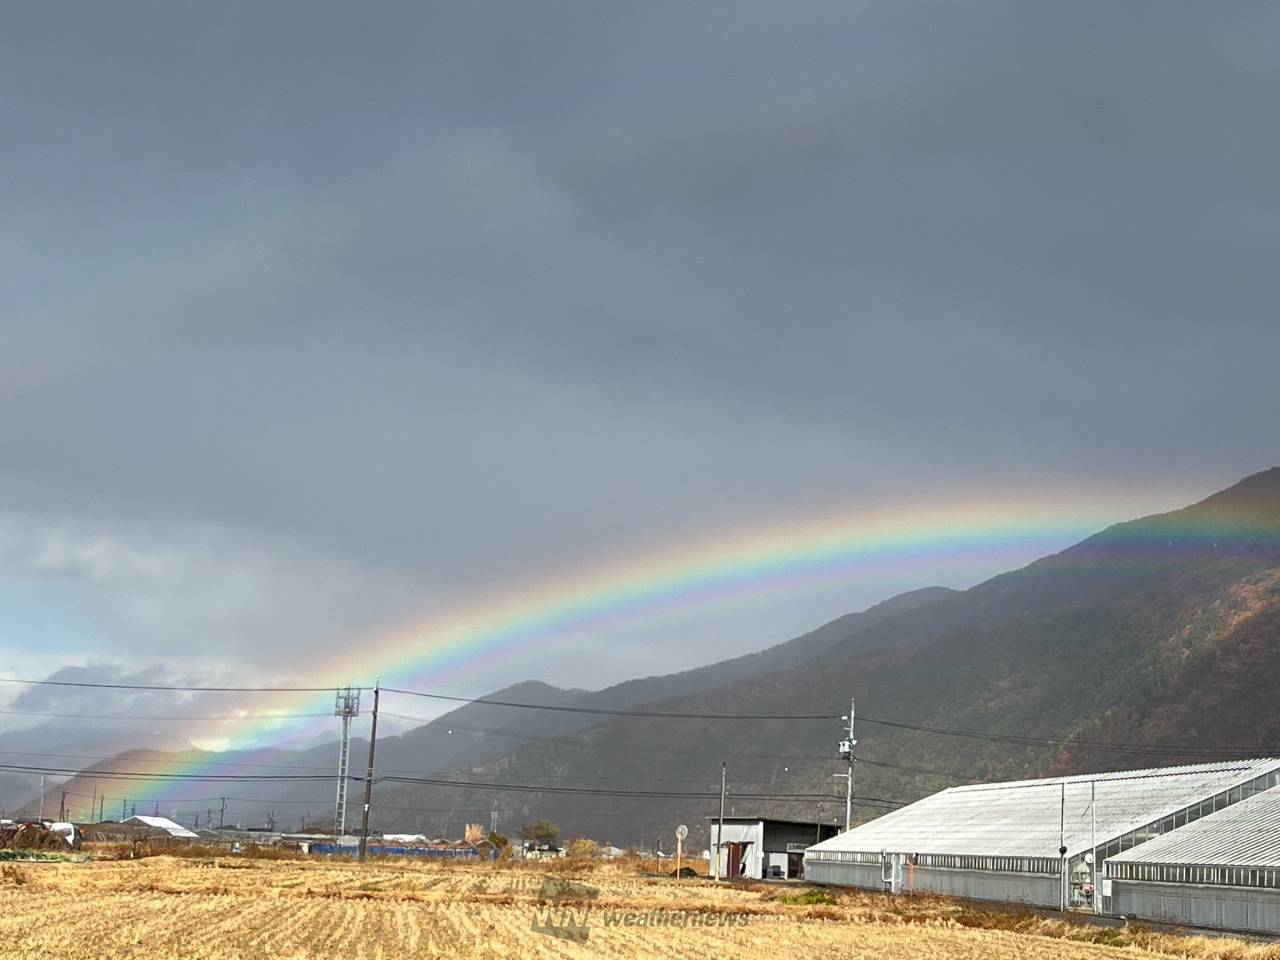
[334, 685, 361, 835]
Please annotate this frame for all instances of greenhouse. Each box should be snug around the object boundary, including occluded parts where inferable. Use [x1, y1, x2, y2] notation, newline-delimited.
[805, 758, 1280, 914]
[1107, 785, 1280, 933]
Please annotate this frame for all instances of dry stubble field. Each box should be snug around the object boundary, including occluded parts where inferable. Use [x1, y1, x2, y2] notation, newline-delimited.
[1, 855, 1277, 960]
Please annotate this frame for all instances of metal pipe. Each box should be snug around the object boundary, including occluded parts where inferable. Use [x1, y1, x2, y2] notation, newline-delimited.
[714, 762, 726, 881]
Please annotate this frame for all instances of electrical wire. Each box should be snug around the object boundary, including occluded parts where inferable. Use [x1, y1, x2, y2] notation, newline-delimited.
[854, 715, 1271, 758]
[376, 774, 887, 804]
[380, 712, 964, 777]
[0, 708, 331, 722]
[381, 687, 842, 720]
[0, 676, 347, 693]
[6, 674, 1266, 759]
[0, 762, 335, 783]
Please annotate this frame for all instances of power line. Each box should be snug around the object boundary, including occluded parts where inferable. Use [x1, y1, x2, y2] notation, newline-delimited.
[6, 673, 1264, 759]
[1, 674, 836, 719]
[382, 711, 821, 760]
[381, 711, 965, 777]
[853, 715, 1268, 758]
[60, 789, 903, 821]
[376, 774, 867, 803]
[0, 708, 331, 722]
[0, 762, 336, 783]
[0, 676, 347, 693]
[852, 756, 971, 779]
[0, 744, 943, 788]
[381, 687, 841, 721]
[0, 725, 963, 782]
[103, 770, 828, 801]
[0, 748, 342, 773]
[359, 688, 1280, 758]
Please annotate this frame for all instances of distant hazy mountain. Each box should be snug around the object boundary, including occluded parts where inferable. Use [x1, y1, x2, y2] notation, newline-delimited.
[19, 587, 953, 824]
[372, 468, 1280, 845]
[29, 469, 1280, 841]
[0, 728, 197, 817]
[15, 679, 589, 826]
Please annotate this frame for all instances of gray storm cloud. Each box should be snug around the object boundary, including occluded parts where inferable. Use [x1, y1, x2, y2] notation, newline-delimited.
[1, 1, 1276, 698]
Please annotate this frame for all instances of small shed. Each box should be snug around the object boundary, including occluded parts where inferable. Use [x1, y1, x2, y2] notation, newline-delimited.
[709, 816, 841, 880]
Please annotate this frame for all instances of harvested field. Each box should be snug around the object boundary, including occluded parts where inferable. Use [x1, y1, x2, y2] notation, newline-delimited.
[0, 856, 1276, 959]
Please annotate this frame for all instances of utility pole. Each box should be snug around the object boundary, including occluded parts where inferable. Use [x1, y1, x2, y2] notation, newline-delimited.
[219, 797, 227, 829]
[39, 776, 45, 821]
[358, 678, 380, 862]
[1059, 781, 1067, 912]
[91, 786, 97, 824]
[714, 762, 726, 881]
[836, 698, 856, 831]
[121, 798, 127, 821]
[333, 686, 360, 835]
[59, 789, 67, 822]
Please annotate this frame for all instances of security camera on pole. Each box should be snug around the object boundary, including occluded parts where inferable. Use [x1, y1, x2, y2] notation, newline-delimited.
[834, 699, 856, 831]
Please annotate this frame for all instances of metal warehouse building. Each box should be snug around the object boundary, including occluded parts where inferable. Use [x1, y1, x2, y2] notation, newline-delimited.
[805, 758, 1280, 915]
[1107, 785, 1280, 934]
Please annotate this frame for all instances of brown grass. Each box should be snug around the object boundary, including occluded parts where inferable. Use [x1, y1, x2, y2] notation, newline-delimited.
[0, 856, 1274, 959]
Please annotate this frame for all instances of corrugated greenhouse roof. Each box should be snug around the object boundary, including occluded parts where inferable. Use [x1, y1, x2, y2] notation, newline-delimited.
[808, 759, 1280, 860]
[1109, 785, 1280, 868]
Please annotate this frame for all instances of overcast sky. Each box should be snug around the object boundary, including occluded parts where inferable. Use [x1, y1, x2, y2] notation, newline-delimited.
[2, 2, 1278, 737]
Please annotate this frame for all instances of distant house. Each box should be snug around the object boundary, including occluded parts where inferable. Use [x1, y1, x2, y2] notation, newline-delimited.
[521, 841, 564, 860]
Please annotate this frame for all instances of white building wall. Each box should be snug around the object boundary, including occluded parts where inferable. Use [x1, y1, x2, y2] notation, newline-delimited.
[1112, 881, 1280, 934]
[709, 821, 765, 879]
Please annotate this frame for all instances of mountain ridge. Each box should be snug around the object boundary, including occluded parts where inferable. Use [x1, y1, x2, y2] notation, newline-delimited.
[14, 586, 955, 822]
[20, 469, 1280, 838]
[369, 468, 1280, 843]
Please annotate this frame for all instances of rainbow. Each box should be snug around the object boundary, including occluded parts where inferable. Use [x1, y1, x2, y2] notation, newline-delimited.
[108, 485, 1210, 813]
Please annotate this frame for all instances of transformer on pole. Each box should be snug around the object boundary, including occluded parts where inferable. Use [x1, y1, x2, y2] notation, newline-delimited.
[334, 686, 361, 835]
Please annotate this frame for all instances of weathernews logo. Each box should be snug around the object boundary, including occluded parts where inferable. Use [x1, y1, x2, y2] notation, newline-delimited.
[528, 876, 749, 944]
[529, 877, 599, 944]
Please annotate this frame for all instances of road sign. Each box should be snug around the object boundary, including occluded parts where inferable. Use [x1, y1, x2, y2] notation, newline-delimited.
[675, 824, 688, 840]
